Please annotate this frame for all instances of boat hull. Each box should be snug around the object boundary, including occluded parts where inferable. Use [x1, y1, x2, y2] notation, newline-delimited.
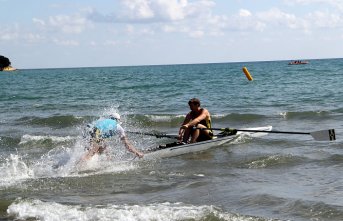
[142, 126, 272, 160]
[288, 61, 309, 65]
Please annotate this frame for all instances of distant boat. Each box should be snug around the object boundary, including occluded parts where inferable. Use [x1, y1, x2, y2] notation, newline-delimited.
[288, 60, 309, 65]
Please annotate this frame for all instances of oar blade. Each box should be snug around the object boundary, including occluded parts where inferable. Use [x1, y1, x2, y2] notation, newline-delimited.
[310, 129, 336, 141]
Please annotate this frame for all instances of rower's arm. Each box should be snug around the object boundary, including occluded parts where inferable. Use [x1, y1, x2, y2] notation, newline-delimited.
[181, 113, 192, 125]
[179, 113, 191, 132]
[121, 136, 143, 158]
[185, 109, 207, 127]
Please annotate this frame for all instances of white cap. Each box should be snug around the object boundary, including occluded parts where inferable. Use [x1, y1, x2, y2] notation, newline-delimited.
[110, 113, 121, 121]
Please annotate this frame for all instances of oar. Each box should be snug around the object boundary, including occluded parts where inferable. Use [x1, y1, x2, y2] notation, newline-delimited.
[199, 128, 336, 141]
[127, 131, 179, 139]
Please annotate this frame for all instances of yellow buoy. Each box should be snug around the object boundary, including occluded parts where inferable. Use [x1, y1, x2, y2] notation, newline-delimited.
[242, 67, 253, 81]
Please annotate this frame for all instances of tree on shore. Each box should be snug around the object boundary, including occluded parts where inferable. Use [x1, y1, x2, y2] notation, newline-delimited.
[0, 55, 11, 70]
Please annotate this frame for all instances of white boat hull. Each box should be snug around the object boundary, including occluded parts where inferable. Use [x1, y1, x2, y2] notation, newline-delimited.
[142, 126, 272, 160]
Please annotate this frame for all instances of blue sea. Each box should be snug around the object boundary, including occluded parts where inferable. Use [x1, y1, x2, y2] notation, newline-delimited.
[1, 59, 343, 221]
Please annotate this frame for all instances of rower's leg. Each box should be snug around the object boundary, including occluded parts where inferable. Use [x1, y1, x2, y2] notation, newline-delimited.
[190, 128, 200, 143]
[191, 124, 211, 143]
[182, 128, 191, 143]
[81, 141, 102, 161]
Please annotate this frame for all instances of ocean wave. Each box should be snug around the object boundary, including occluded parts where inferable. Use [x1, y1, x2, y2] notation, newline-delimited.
[6, 199, 272, 221]
[126, 114, 184, 129]
[126, 113, 268, 128]
[278, 110, 331, 120]
[16, 115, 87, 128]
[0, 136, 21, 148]
[281, 199, 343, 220]
[332, 107, 343, 114]
[19, 134, 75, 147]
[11, 113, 269, 130]
[245, 154, 305, 169]
[319, 154, 343, 166]
[240, 194, 343, 220]
[220, 113, 268, 122]
[0, 94, 44, 102]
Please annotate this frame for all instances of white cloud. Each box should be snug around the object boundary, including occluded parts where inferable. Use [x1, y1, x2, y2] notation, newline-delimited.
[90, 0, 216, 23]
[52, 38, 79, 46]
[284, 0, 343, 11]
[48, 14, 88, 34]
[10, 0, 342, 50]
[33, 12, 90, 34]
[32, 18, 46, 26]
[87, 0, 222, 39]
[306, 10, 343, 28]
[0, 24, 20, 41]
[189, 30, 204, 38]
[24, 33, 45, 43]
[257, 8, 301, 29]
[103, 40, 118, 46]
[239, 9, 251, 17]
[0, 32, 19, 41]
[121, 0, 155, 20]
[4, 0, 343, 60]
[226, 9, 266, 32]
[283, 0, 343, 33]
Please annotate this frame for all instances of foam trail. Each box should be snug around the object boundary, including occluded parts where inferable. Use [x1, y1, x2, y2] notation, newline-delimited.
[7, 199, 257, 221]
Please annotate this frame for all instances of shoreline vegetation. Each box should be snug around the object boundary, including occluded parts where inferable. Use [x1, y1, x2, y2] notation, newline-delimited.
[1, 65, 17, 71]
[0, 55, 16, 71]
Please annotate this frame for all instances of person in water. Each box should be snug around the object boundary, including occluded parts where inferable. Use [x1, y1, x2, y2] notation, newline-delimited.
[82, 113, 143, 160]
[179, 98, 213, 143]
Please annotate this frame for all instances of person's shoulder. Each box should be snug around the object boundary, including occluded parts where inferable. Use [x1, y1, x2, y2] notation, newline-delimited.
[201, 108, 210, 114]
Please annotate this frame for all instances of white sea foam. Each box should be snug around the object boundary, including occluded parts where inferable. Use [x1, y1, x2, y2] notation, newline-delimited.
[71, 154, 137, 177]
[0, 154, 34, 188]
[146, 114, 182, 122]
[34, 139, 139, 178]
[279, 112, 287, 118]
[0, 140, 139, 188]
[19, 134, 74, 145]
[7, 199, 253, 221]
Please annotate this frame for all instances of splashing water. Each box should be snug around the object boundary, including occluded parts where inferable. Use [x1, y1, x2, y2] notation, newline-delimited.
[0, 136, 140, 189]
[0, 154, 34, 188]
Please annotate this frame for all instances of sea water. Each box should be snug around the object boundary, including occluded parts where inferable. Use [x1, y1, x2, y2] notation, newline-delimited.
[1, 59, 343, 220]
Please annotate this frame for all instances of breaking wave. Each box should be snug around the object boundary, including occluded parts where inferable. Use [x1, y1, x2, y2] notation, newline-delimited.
[7, 199, 271, 221]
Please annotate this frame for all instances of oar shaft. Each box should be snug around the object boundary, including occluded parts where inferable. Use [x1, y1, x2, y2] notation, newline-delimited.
[127, 131, 160, 136]
[127, 131, 178, 139]
[200, 127, 335, 141]
[203, 127, 310, 135]
[236, 129, 310, 135]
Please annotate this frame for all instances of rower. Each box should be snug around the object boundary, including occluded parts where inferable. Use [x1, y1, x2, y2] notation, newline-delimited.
[179, 98, 213, 143]
[81, 113, 143, 161]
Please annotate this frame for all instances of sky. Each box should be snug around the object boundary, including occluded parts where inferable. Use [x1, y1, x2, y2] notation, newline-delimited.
[1, 0, 343, 69]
